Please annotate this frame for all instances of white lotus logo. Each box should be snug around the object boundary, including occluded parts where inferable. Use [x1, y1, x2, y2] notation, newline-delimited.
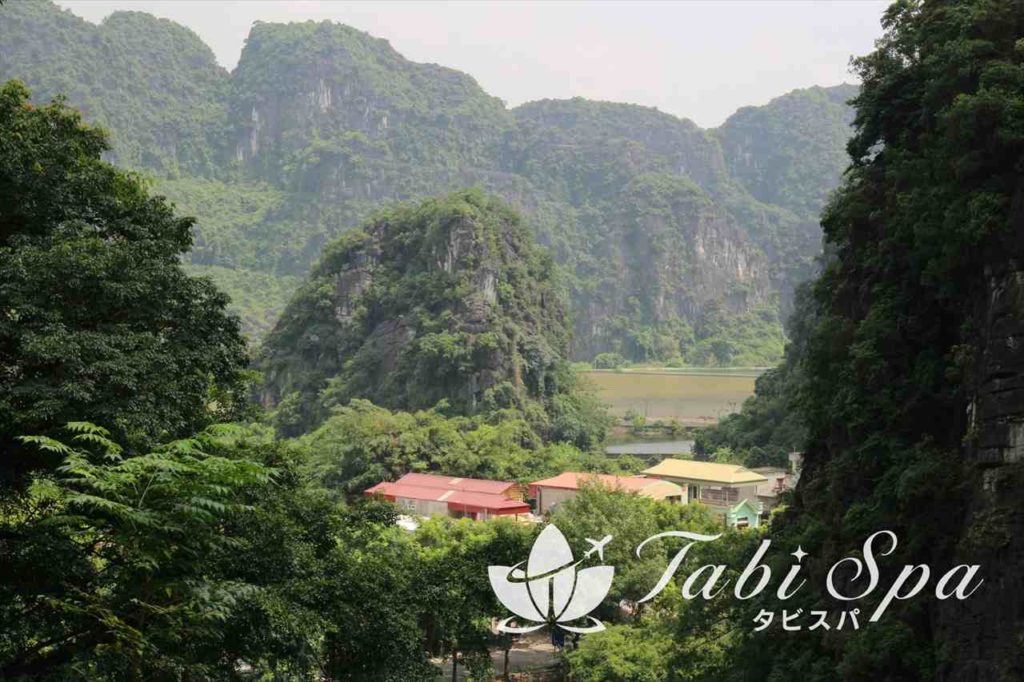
[489, 525, 614, 633]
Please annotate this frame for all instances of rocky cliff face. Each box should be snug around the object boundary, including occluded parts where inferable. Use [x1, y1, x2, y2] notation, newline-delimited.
[572, 173, 770, 358]
[938, 190, 1024, 682]
[229, 21, 513, 185]
[715, 84, 857, 220]
[0, 2, 855, 361]
[258, 190, 573, 434]
[502, 99, 778, 362]
[712, 84, 858, 320]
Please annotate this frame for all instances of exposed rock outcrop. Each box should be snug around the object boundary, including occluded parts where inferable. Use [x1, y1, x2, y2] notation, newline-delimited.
[257, 190, 572, 435]
[938, 190, 1024, 682]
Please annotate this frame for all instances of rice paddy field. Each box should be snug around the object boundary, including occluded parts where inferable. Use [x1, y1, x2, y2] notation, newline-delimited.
[579, 368, 762, 424]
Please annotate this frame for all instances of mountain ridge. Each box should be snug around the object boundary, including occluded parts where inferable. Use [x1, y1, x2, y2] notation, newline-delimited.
[0, 1, 856, 364]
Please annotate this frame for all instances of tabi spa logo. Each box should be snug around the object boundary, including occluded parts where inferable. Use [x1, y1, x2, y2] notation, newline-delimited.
[489, 525, 615, 633]
[488, 528, 985, 635]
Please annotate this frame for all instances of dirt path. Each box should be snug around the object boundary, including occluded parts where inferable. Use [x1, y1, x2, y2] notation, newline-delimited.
[432, 632, 561, 680]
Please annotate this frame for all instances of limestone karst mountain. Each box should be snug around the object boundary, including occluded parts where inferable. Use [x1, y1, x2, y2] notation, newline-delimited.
[0, 1, 856, 364]
[258, 189, 597, 438]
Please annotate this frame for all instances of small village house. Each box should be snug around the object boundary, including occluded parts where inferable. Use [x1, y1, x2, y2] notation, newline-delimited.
[528, 472, 685, 514]
[751, 466, 793, 511]
[726, 499, 762, 529]
[641, 459, 768, 527]
[749, 453, 804, 515]
[364, 473, 531, 521]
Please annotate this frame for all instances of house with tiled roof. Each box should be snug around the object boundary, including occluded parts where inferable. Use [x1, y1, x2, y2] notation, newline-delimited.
[528, 472, 685, 514]
[364, 473, 531, 521]
[641, 459, 768, 527]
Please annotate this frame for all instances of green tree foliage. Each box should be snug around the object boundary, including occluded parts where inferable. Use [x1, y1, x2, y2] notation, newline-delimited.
[1, 2, 856, 361]
[566, 621, 674, 682]
[259, 189, 610, 445]
[3, 421, 537, 680]
[549, 485, 720, 621]
[0, 423, 272, 678]
[315, 500, 444, 681]
[676, 2, 1024, 680]
[682, 303, 785, 368]
[413, 517, 535, 680]
[556, 489, 758, 682]
[175, 424, 353, 679]
[593, 352, 629, 369]
[0, 81, 249, 479]
[300, 399, 630, 496]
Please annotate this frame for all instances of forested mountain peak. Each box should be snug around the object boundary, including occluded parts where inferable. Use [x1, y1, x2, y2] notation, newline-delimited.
[0, 0, 228, 174]
[259, 189, 605, 442]
[230, 18, 512, 176]
[508, 97, 728, 200]
[715, 82, 858, 219]
[1, 1, 856, 364]
[512, 96, 702, 133]
[236, 19, 501, 112]
[98, 9, 221, 62]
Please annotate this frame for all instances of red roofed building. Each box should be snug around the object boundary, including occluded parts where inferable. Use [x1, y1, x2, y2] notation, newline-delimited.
[364, 473, 531, 521]
[529, 472, 684, 514]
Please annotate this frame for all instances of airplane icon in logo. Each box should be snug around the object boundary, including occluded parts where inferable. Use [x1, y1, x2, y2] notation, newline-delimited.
[489, 525, 614, 633]
[583, 535, 612, 561]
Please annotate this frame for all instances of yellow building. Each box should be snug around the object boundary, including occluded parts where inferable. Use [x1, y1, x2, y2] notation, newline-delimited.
[642, 459, 768, 527]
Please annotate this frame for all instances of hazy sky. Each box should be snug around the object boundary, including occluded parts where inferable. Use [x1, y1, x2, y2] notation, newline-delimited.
[57, 1, 887, 128]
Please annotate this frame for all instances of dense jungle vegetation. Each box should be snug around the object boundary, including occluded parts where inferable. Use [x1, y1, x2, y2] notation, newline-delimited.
[2, 0, 1022, 680]
[257, 189, 608, 443]
[634, 1, 1024, 679]
[0, 77, 625, 680]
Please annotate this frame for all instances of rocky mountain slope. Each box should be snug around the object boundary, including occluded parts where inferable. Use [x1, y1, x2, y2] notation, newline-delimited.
[0, 1, 856, 364]
[259, 190, 599, 438]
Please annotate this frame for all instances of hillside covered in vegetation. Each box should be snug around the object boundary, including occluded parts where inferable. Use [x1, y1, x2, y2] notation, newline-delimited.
[619, 2, 1024, 680]
[2, 1, 1022, 680]
[0, 1, 855, 364]
[0, 80, 660, 679]
[259, 189, 609, 444]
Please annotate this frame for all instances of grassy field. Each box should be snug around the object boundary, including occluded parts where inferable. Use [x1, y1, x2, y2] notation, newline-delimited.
[579, 369, 761, 424]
